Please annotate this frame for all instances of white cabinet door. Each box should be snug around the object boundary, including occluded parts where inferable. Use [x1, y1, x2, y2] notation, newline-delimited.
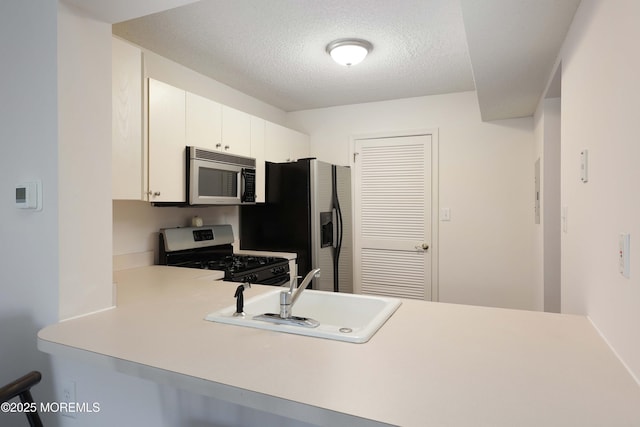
[112, 37, 143, 200]
[148, 78, 186, 203]
[265, 121, 310, 162]
[250, 116, 266, 203]
[222, 106, 251, 157]
[186, 91, 222, 151]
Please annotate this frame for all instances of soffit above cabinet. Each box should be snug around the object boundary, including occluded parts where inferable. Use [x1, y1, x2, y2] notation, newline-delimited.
[61, 0, 199, 24]
[109, 0, 580, 120]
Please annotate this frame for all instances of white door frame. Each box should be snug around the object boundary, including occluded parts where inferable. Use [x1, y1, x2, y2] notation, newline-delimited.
[349, 128, 439, 301]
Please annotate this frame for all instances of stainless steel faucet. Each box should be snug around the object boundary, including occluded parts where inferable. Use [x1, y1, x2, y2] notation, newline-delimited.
[280, 268, 320, 319]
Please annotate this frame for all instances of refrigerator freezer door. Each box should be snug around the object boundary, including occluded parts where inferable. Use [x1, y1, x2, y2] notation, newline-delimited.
[311, 161, 336, 292]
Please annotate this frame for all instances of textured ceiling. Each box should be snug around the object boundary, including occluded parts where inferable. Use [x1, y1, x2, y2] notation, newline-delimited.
[114, 0, 475, 112]
[112, 0, 580, 118]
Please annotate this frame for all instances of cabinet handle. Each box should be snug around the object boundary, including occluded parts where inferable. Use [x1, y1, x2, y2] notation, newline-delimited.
[153, 191, 161, 197]
[216, 143, 222, 148]
[224, 145, 230, 150]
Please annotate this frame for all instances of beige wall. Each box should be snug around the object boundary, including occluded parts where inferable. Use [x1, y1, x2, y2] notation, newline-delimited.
[551, 0, 640, 380]
[288, 92, 537, 310]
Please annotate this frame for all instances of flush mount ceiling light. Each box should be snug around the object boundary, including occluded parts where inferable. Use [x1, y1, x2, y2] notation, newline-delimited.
[326, 38, 373, 67]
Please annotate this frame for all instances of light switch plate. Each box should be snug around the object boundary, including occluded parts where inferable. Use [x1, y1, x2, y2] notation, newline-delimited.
[619, 233, 630, 278]
[580, 149, 588, 183]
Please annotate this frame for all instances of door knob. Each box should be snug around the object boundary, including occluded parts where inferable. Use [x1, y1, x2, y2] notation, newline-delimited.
[415, 243, 429, 251]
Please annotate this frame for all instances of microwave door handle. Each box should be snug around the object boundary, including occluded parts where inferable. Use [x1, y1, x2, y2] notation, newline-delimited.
[240, 169, 246, 202]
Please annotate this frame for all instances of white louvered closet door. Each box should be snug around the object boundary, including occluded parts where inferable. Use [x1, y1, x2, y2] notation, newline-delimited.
[354, 135, 432, 300]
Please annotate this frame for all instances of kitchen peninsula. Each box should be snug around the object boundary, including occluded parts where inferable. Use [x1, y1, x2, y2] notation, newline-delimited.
[38, 266, 640, 426]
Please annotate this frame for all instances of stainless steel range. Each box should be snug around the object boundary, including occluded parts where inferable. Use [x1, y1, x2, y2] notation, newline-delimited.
[159, 224, 290, 286]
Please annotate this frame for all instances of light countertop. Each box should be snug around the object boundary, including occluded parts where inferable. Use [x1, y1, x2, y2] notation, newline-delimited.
[38, 266, 640, 426]
[233, 247, 298, 261]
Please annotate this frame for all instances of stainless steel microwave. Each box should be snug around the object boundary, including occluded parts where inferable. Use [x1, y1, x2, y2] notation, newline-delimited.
[187, 146, 256, 205]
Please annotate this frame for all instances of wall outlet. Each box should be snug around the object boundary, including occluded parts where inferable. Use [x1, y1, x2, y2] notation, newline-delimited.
[60, 380, 77, 418]
[619, 233, 630, 278]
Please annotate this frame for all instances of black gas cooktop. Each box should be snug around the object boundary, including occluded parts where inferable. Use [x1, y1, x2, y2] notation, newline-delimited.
[159, 225, 290, 286]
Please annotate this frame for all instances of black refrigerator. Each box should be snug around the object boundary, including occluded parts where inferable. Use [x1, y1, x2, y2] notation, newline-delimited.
[240, 159, 352, 293]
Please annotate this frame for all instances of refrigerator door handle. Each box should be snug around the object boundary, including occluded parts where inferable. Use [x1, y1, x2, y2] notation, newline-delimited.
[332, 208, 338, 249]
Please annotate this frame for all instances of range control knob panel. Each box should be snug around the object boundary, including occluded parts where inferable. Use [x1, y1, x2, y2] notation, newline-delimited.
[271, 265, 287, 275]
[242, 273, 258, 283]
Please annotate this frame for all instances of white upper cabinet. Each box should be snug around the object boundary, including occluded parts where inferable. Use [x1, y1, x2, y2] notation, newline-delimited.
[112, 37, 143, 200]
[148, 78, 186, 203]
[250, 116, 266, 203]
[185, 91, 222, 151]
[222, 106, 252, 157]
[265, 121, 310, 163]
[113, 46, 309, 204]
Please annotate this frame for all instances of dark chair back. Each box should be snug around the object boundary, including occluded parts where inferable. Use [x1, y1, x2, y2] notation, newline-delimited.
[0, 371, 44, 427]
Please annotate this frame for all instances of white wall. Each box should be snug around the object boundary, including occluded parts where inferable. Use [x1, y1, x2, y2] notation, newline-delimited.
[532, 103, 545, 310]
[288, 92, 536, 310]
[58, 1, 114, 320]
[542, 99, 561, 313]
[550, 0, 640, 380]
[533, 97, 562, 313]
[0, 1, 60, 425]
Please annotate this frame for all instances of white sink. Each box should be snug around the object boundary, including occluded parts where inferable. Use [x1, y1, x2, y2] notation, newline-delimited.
[205, 289, 401, 343]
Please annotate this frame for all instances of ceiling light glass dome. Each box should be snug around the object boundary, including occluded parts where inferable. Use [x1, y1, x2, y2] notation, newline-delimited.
[326, 39, 373, 66]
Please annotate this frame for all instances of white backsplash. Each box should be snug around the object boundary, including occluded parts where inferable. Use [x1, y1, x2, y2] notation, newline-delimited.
[113, 200, 239, 264]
